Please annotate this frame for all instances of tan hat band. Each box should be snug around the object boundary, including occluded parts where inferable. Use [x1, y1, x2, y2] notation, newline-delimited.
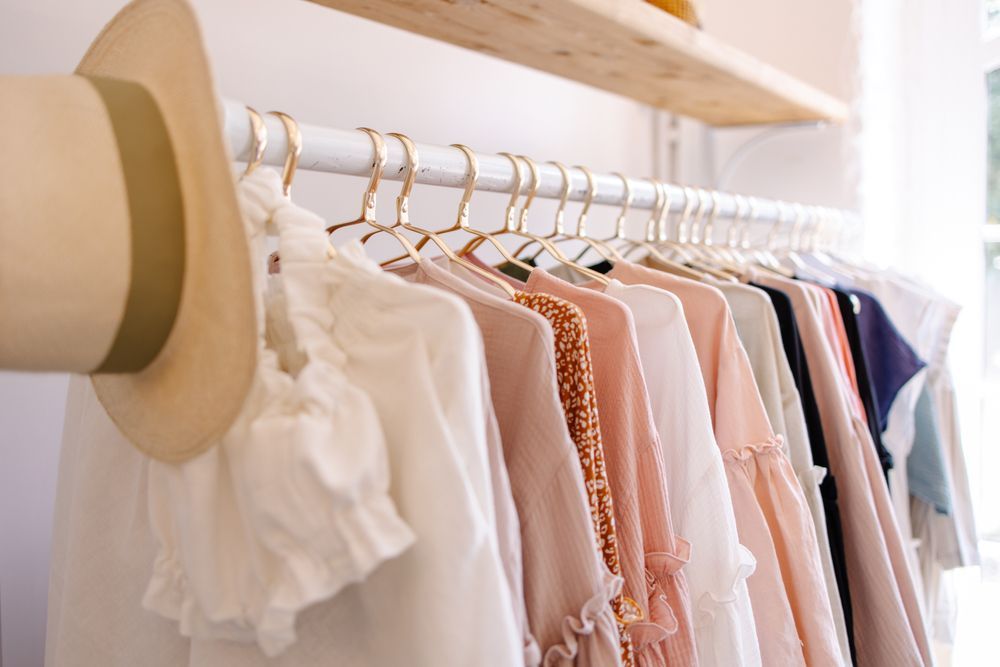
[85, 76, 186, 373]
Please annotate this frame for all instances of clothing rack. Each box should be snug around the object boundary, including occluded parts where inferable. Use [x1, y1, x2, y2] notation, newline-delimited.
[223, 99, 858, 234]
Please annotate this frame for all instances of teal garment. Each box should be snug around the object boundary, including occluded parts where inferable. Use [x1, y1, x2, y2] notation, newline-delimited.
[907, 384, 953, 515]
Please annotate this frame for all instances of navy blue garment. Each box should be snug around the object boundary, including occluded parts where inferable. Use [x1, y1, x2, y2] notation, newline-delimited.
[832, 288, 894, 483]
[847, 288, 926, 432]
[752, 282, 858, 666]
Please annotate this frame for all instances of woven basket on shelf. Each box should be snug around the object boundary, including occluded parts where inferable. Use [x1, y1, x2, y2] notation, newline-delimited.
[646, 0, 702, 27]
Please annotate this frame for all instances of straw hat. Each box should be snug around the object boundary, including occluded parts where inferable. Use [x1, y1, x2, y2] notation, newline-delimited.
[0, 0, 256, 462]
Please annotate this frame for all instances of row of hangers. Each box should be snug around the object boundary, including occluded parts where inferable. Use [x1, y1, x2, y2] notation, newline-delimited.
[242, 107, 850, 293]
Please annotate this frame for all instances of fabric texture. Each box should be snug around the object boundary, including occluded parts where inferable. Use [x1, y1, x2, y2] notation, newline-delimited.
[753, 270, 931, 667]
[600, 279, 762, 667]
[391, 258, 624, 666]
[614, 258, 841, 667]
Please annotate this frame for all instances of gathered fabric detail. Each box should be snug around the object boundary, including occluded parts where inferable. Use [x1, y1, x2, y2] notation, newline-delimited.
[143, 491, 415, 656]
[628, 539, 691, 651]
[721, 434, 785, 463]
[541, 568, 623, 665]
[693, 543, 758, 628]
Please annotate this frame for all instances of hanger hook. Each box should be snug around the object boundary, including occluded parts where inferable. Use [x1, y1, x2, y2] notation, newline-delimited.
[767, 201, 786, 251]
[729, 194, 746, 248]
[679, 186, 697, 243]
[549, 161, 572, 235]
[743, 196, 758, 249]
[387, 132, 419, 225]
[243, 107, 268, 178]
[498, 152, 523, 232]
[612, 172, 632, 240]
[657, 182, 675, 242]
[451, 144, 479, 229]
[266, 111, 301, 197]
[645, 179, 664, 242]
[575, 165, 597, 237]
[705, 190, 722, 246]
[516, 155, 541, 232]
[355, 127, 388, 223]
[690, 188, 709, 244]
[790, 202, 806, 250]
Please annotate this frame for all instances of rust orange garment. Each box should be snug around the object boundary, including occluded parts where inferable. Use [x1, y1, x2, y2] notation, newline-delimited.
[514, 291, 636, 667]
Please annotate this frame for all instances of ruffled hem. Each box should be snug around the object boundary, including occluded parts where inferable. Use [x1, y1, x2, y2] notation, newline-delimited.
[721, 435, 785, 463]
[541, 568, 623, 665]
[693, 543, 757, 628]
[143, 493, 415, 657]
[629, 540, 691, 651]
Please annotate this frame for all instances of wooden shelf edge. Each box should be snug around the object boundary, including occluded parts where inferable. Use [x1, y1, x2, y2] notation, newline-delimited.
[308, 0, 850, 126]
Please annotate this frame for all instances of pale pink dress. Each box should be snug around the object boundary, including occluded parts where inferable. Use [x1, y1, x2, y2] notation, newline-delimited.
[753, 270, 930, 667]
[612, 260, 841, 667]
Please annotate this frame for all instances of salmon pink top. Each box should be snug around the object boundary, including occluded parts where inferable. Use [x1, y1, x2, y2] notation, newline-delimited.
[613, 259, 841, 667]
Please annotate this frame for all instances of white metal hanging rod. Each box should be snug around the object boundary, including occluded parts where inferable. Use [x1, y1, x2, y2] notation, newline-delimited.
[223, 99, 857, 228]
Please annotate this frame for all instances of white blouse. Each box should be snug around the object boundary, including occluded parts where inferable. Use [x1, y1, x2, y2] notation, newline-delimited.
[142, 170, 415, 656]
[602, 279, 762, 667]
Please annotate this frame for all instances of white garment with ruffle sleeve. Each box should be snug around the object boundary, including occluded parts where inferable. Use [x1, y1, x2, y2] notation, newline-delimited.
[603, 280, 762, 667]
[143, 170, 415, 656]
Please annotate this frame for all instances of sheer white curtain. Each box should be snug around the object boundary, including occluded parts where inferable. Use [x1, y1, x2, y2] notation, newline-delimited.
[858, 0, 987, 659]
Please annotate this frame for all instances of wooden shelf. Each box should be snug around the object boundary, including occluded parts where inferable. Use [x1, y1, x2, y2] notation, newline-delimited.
[307, 0, 849, 126]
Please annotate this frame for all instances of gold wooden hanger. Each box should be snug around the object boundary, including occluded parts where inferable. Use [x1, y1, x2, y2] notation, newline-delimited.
[572, 171, 631, 262]
[625, 180, 705, 280]
[455, 152, 537, 274]
[503, 155, 609, 284]
[434, 145, 536, 273]
[264, 111, 337, 265]
[512, 159, 571, 258]
[242, 106, 267, 179]
[535, 164, 619, 266]
[378, 133, 516, 296]
[325, 127, 420, 263]
[693, 191, 744, 277]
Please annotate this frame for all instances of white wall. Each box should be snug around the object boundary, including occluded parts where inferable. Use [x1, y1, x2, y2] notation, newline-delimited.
[0, 1, 858, 665]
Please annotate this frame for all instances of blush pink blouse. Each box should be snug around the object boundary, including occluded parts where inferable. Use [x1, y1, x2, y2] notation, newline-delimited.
[612, 260, 842, 667]
[390, 259, 624, 666]
[471, 257, 699, 667]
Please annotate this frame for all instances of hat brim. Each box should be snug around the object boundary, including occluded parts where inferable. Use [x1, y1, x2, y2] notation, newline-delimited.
[81, 0, 256, 462]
